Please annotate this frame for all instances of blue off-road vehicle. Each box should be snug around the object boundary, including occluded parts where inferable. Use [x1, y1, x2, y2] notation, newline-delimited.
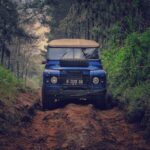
[42, 39, 107, 109]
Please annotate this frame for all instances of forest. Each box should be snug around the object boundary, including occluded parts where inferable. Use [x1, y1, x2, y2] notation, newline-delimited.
[0, 0, 150, 145]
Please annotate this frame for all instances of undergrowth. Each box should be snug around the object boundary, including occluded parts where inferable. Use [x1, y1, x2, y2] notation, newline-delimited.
[102, 28, 150, 138]
[0, 65, 23, 103]
[0, 65, 24, 134]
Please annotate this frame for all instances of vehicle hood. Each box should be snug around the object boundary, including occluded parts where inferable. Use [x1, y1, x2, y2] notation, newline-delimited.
[45, 60, 103, 71]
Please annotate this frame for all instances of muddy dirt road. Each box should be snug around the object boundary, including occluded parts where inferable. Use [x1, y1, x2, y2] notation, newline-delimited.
[0, 100, 149, 150]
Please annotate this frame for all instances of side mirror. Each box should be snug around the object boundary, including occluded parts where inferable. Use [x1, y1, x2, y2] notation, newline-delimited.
[42, 60, 47, 64]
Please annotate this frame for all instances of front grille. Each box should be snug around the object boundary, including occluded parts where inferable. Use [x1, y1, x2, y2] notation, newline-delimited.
[60, 60, 89, 67]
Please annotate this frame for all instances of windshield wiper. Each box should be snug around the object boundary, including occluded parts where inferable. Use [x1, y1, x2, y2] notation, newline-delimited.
[60, 51, 68, 60]
[81, 48, 87, 59]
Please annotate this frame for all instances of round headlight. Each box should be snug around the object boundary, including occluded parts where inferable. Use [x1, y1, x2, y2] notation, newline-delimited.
[93, 77, 99, 85]
[50, 76, 58, 84]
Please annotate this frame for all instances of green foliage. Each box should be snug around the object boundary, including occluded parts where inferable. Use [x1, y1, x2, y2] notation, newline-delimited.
[0, 65, 22, 99]
[0, 0, 18, 41]
[47, 0, 150, 44]
[102, 28, 150, 96]
[0, 0, 28, 68]
[102, 28, 150, 136]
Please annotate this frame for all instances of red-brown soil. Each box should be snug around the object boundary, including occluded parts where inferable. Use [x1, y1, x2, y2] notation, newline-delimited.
[0, 97, 149, 150]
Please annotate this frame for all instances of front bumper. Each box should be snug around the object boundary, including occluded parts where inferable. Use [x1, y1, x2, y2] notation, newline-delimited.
[44, 87, 106, 98]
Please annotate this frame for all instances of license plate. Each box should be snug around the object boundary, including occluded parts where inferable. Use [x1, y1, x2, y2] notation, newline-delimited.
[66, 79, 83, 85]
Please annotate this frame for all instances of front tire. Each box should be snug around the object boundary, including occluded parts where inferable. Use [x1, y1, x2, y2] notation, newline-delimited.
[42, 97, 49, 110]
[42, 89, 56, 110]
[94, 94, 106, 109]
[94, 92, 113, 109]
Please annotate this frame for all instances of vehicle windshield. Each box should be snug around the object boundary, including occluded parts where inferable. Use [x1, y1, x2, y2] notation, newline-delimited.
[47, 48, 99, 60]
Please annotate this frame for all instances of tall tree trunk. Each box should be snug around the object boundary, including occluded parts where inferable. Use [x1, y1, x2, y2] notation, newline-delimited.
[1, 43, 5, 65]
[87, 18, 90, 39]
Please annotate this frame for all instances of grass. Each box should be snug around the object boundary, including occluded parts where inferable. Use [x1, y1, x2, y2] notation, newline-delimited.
[0, 65, 23, 105]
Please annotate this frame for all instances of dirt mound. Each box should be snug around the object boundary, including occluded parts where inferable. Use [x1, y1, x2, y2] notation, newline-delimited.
[0, 102, 149, 150]
[0, 89, 39, 144]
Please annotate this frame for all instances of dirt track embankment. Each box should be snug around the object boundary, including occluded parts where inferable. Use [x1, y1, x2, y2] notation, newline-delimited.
[0, 99, 149, 150]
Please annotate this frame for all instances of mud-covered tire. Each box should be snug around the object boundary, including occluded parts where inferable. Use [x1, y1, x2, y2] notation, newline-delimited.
[105, 94, 113, 109]
[42, 95, 57, 110]
[94, 94, 106, 109]
[42, 98, 49, 110]
[42, 89, 56, 110]
[94, 93, 113, 109]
